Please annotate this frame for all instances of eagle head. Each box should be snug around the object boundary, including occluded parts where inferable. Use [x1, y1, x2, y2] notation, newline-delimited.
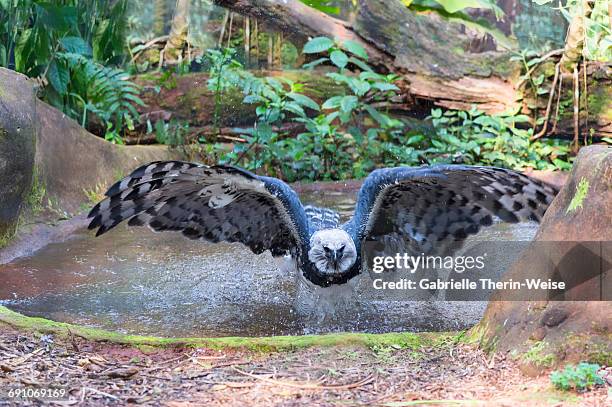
[308, 229, 357, 275]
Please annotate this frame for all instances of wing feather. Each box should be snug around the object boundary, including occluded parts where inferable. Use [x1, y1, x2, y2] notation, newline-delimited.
[88, 161, 310, 258]
[346, 165, 558, 256]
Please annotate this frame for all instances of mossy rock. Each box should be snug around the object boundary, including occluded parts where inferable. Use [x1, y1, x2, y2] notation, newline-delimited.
[0, 68, 37, 247]
[473, 146, 612, 367]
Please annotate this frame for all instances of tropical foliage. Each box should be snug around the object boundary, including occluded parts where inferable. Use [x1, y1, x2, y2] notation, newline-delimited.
[1, 1, 600, 179]
[0, 0, 142, 142]
[427, 107, 573, 170]
[535, 0, 612, 61]
[198, 36, 572, 181]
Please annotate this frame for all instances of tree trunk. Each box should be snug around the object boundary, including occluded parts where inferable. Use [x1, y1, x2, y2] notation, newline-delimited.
[274, 32, 283, 69]
[244, 17, 251, 67]
[163, 0, 190, 61]
[153, 0, 166, 36]
[559, 0, 594, 73]
[212, 0, 522, 114]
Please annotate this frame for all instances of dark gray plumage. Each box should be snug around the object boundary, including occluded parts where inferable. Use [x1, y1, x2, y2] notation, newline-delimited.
[88, 161, 558, 287]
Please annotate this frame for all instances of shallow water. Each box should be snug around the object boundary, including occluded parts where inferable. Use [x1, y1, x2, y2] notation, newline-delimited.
[0, 186, 538, 337]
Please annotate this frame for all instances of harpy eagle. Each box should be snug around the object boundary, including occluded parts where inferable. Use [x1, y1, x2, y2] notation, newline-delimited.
[88, 161, 558, 287]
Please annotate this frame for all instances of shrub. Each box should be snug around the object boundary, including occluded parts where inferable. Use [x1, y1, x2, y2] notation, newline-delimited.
[550, 363, 605, 392]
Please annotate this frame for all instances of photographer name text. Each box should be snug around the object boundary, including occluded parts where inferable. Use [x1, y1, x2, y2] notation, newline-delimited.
[371, 278, 566, 291]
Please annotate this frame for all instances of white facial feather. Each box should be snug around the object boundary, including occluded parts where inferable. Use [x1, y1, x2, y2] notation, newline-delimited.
[308, 229, 357, 275]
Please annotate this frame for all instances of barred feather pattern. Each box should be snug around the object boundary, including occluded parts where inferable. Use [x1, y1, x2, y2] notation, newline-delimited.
[88, 161, 307, 257]
[304, 205, 340, 234]
[353, 165, 559, 256]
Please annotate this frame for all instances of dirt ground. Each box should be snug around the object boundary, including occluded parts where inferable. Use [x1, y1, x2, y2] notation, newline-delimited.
[0, 324, 608, 406]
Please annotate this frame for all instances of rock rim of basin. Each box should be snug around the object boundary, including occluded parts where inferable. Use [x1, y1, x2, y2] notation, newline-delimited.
[0, 305, 456, 352]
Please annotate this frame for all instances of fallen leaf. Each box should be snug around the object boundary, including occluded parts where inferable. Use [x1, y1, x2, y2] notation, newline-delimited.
[106, 367, 139, 379]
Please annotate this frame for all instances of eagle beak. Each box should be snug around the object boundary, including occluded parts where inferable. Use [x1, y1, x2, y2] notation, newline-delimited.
[331, 250, 341, 269]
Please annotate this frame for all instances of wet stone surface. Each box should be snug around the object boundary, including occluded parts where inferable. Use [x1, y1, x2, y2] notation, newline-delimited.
[0, 186, 538, 337]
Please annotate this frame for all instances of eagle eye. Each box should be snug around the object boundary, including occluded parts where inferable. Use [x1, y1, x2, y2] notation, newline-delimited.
[323, 246, 331, 253]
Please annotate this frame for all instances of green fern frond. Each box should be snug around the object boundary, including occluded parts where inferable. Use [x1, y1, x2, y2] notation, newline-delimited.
[54, 52, 144, 143]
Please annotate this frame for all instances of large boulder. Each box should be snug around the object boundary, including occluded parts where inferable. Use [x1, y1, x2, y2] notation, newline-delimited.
[35, 101, 182, 214]
[0, 68, 184, 250]
[0, 69, 36, 245]
[474, 145, 611, 373]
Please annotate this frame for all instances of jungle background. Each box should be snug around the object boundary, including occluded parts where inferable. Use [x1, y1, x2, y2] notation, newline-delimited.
[0, 0, 610, 183]
[0, 1, 611, 405]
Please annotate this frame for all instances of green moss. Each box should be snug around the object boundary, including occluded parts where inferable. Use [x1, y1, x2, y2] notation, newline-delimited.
[26, 168, 46, 215]
[135, 72, 159, 83]
[464, 321, 500, 353]
[583, 343, 612, 366]
[564, 332, 612, 366]
[0, 229, 13, 249]
[586, 80, 612, 121]
[464, 322, 488, 345]
[0, 306, 448, 352]
[566, 178, 589, 213]
[516, 340, 556, 367]
[83, 182, 107, 206]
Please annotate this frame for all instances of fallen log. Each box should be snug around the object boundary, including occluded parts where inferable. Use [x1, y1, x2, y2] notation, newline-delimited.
[133, 70, 344, 129]
[213, 0, 522, 114]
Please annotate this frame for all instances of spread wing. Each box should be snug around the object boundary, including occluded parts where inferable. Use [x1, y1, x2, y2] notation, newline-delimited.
[346, 165, 558, 256]
[88, 161, 310, 257]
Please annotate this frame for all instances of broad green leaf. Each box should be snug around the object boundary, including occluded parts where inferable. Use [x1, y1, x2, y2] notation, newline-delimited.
[130, 44, 148, 54]
[359, 71, 384, 81]
[303, 37, 334, 54]
[342, 40, 368, 60]
[326, 72, 349, 84]
[322, 95, 343, 109]
[47, 60, 69, 95]
[406, 135, 425, 144]
[284, 101, 306, 117]
[35, 3, 78, 33]
[409, 1, 513, 49]
[324, 111, 340, 123]
[349, 79, 371, 96]
[14, 28, 33, 73]
[434, 0, 485, 14]
[302, 57, 329, 69]
[300, 0, 340, 14]
[340, 95, 358, 113]
[287, 93, 320, 111]
[330, 50, 348, 68]
[266, 77, 283, 92]
[60, 36, 92, 56]
[372, 82, 399, 92]
[348, 57, 373, 72]
[243, 94, 262, 104]
[443, 134, 462, 146]
[364, 105, 389, 127]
